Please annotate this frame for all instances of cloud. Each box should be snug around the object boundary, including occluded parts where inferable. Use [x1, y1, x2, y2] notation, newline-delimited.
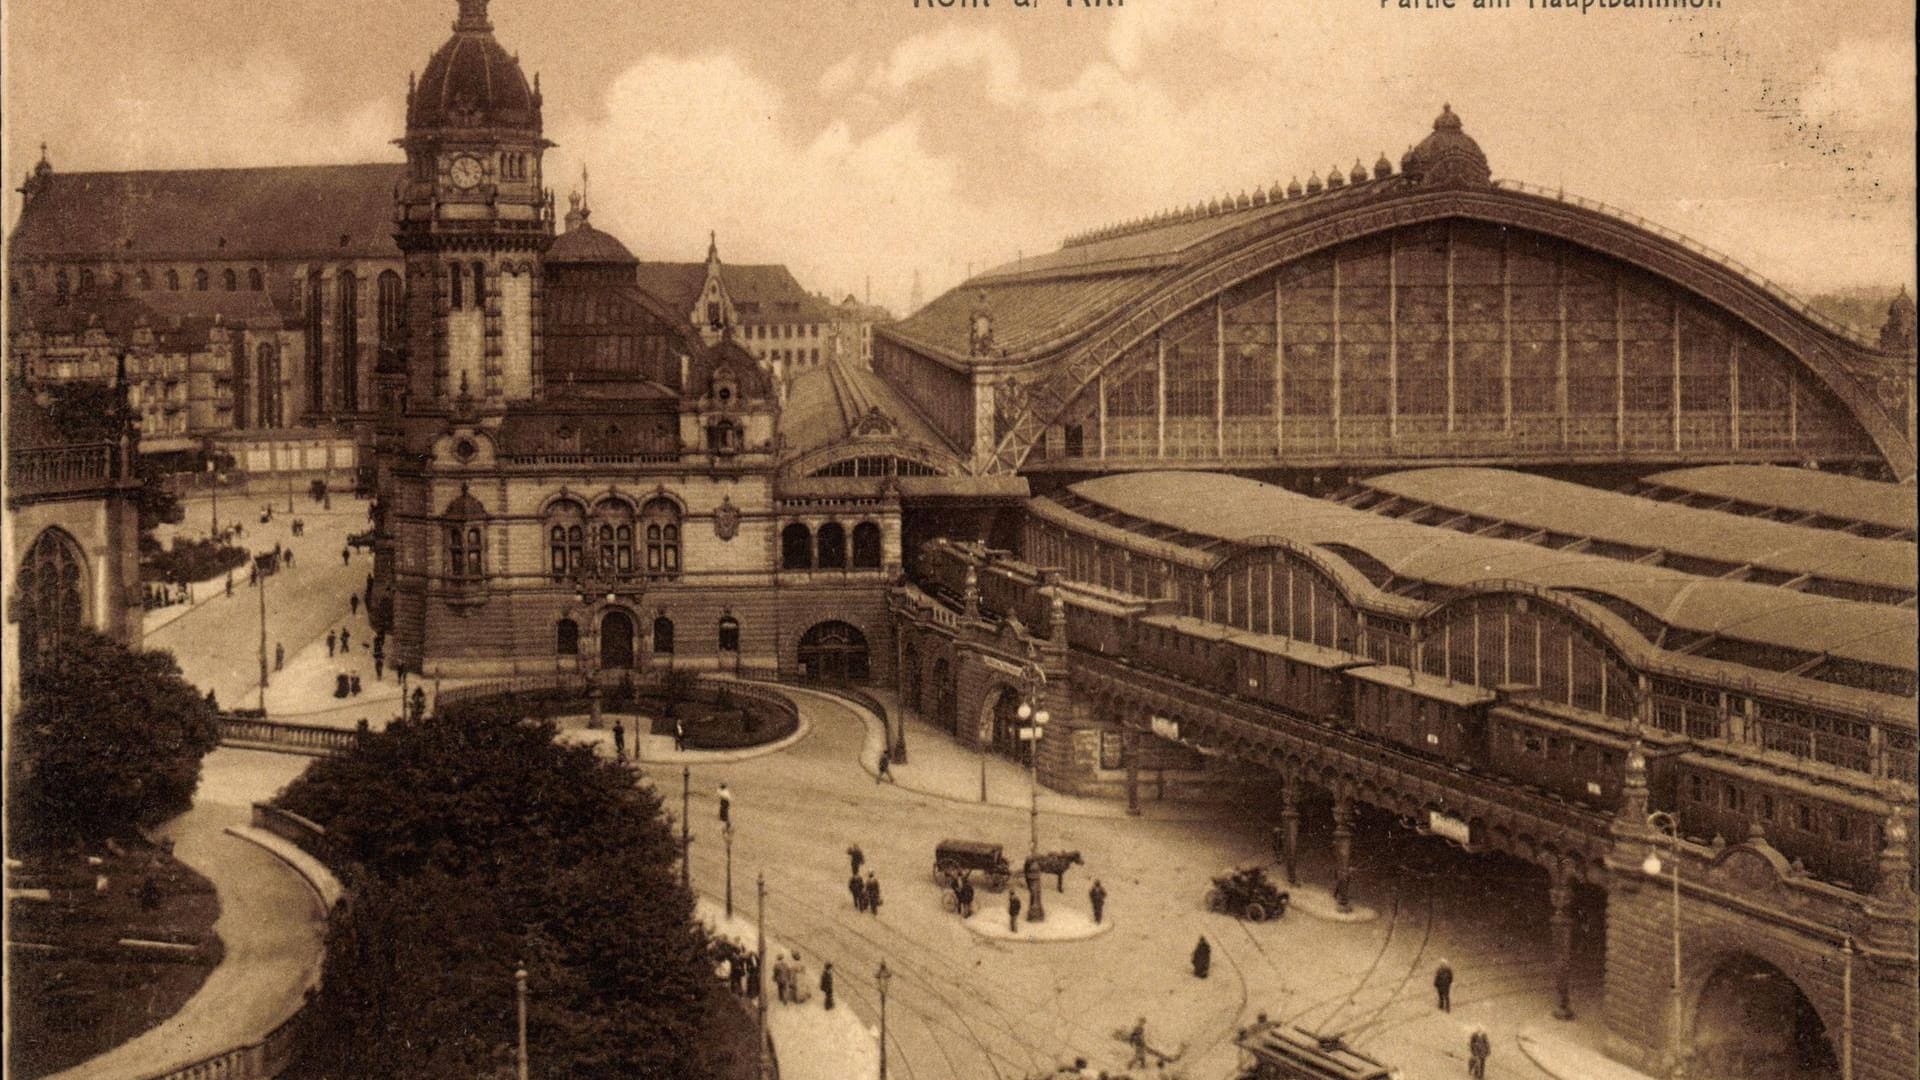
[1798, 37, 1916, 134]
[817, 53, 861, 101]
[867, 26, 1025, 106]
[553, 51, 1045, 314]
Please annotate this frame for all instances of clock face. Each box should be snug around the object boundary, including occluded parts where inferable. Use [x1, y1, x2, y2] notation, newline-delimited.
[449, 155, 483, 190]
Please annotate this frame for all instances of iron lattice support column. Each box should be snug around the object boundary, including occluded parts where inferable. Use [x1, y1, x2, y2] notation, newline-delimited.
[1549, 861, 1576, 1020]
[1125, 727, 1141, 817]
[1280, 778, 1301, 886]
[1331, 792, 1354, 913]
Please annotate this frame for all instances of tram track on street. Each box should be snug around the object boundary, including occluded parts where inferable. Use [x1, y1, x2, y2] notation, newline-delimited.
[695, 864, 1056, 1079]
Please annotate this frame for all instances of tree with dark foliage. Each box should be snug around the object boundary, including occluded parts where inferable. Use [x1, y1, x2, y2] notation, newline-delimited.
[279, 700, 712, 1078]
[8, 628, 220, 850]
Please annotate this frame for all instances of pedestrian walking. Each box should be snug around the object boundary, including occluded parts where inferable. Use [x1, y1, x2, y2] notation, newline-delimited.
[847, 843, 865, 877]
[350, 593, 360, 616]
[850, 872, 867, 911]
[275, 642, 285, 671]
[1127, 1019, 1149, 1070]
[1192, 936, 1212, 979]
[225, 573, 234, 597]
[1468, 1026, 1491, 1078]
[773, 954, 790, 1004]
[613, 720, 626, 761]
[340, 627, 351, 652]
[820, 963, 835, 1010]
[717, 783, 732, 825]
[789, 953, 809, 1004]
[1089, 879, 1107, 924]
[742, 951, 759, 999]
[374, 655, 384, 680]
[1008, 889, 1022, 932]
[865, 871, 881, 916]
[327, 630, 337, 656]
[877, 749, 894, 782]
[674, 716, 687, 752]
[284, 547, 294, 566]
[959, 876, 975, 918]
[350, 674, 363, 696]
[1434, 960, 1454, 1012]
[249, 563, 258, 587]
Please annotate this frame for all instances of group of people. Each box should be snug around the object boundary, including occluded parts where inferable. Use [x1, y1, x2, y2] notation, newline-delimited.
[771, 950, 825, 1007]
[143, 582, 193, 610]
[710, 937, 759, 999]
[846, 844, 883, 916]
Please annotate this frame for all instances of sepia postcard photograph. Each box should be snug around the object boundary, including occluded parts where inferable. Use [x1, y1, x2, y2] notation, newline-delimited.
[2, 0, 1914, 1078]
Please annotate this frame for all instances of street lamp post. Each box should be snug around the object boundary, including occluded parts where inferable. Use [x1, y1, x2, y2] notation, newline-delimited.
[1642, 810, 1685, 1079]
[756, 874, 768, 1078]
[724, 822, 735, 920]
[876, 960, 893, 1080]
[1018, 661, 1049, 923]
[681, 765, 693, 896]
[206, 455, 219, 538]
[514, 964, 530, 1080]
[257, 553, 270, 711]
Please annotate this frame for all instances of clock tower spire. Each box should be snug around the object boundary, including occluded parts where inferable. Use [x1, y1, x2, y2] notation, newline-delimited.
[394, 0, 553, 410]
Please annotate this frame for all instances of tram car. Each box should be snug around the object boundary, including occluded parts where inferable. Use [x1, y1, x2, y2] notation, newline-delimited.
[1235, 1023, 1398, 1080]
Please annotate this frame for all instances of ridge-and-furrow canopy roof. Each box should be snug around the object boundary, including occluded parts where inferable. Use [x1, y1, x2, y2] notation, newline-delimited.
[11, 164, 408, 261]
[780, 354, 962, 465]
[1060, 471, 1918, 682]
[1352, 467, 1916, 599]
[1639, 465, 1917, 537]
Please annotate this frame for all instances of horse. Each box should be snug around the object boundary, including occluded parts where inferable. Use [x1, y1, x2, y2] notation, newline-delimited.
[1023, 850, 1083, 892]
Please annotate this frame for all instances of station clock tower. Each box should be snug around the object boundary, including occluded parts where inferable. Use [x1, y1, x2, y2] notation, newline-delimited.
[393, 0, 554, 409]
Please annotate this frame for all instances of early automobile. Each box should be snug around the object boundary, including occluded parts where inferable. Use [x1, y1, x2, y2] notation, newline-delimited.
[1206, 865, 1291, 922]
[933, 838, 1012, 891]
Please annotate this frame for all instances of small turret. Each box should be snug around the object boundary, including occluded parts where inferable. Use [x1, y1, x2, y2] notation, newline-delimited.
[1879, 287, 1915, 354]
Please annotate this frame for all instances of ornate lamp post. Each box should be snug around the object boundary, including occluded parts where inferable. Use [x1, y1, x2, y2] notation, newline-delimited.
[876, 960, 893, 1080]
[514, 964, 530, 1080]
[681, 764, 693, 896]
[1641, 808, 1685, 1079]
[724, 821, 736, 920]
[1018, 658, 1049, 923]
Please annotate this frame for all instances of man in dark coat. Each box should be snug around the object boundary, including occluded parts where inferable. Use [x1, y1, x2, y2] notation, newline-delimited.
[865, 871, 882, 916]
[1192, 936, 1212, 979]
[327, 630, 336, 656]
[820, 962, 835, 1010]
[1467, 1027, 1491, 1078]
[850, 872, 867, 912]
[1089, 879, 1107, 924]
[1434, 960, 1454, 1012]
[612, 720, 626, 761]
[1008, 889, 1022, 932]
[848, 844, 865, 877]
[959, 876, 976, 918]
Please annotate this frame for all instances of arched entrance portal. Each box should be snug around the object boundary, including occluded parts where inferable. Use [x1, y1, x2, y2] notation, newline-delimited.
[798, 621, 869, 681]
[1690, 955, 1838, 1080]
[600, 610, 635, 670]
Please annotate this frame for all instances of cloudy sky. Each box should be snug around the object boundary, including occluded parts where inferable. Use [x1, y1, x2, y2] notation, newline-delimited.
[4, 0, 1913, 315]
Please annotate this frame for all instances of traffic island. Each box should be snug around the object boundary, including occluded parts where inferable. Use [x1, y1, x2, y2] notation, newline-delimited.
[958, 903, 1115, 943]
[1281, 882, 1379, 924]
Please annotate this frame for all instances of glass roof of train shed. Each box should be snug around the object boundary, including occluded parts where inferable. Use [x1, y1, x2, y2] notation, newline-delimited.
[1637, 465, 1916, 538]
[1057, 472, 1917, 703]
[1346, 468, 1915, 603]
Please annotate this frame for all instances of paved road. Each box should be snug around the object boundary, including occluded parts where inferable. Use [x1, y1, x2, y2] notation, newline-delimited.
[50, 750, 323, 1080]
[677, 688, 1591, 1080]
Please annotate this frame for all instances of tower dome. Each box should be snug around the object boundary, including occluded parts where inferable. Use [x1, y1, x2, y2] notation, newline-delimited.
[407, 0, 542, 133]
[1402, 104, 1489, 187]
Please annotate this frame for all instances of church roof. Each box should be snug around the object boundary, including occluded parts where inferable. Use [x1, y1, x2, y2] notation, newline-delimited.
[9, 163, 406, 261]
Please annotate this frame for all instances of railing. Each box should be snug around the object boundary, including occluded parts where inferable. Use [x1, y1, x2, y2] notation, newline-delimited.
[218, 715, 360, 755]
[251, 803, 330, 854]
[500, 451, 681, 467]
[8, 442, 119, 495]
[1494, 180, 1879, 349]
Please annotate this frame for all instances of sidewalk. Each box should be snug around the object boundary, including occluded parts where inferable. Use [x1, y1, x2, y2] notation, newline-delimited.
[51, 749, 325, 1080]
[1519, 1024, 1659, 1080]
[696, 898, 879, 1080]
[794, 682, 1234, 825]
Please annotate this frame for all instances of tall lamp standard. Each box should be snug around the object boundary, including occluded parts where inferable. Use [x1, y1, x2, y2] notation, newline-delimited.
[875, 960, 893, 1080]
[257, 553, 270, 710]
[1641, 809, 1685, 1079]
[1017, 658, 1050, 923]
[681, 765, 693, 896]
[514, 964, 530, 1080]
